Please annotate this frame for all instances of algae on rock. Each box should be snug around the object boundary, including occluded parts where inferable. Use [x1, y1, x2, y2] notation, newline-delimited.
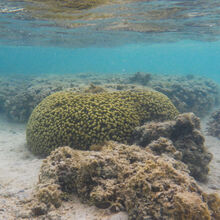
[131, 113, 213, 181]
[28, 142, 220, 220]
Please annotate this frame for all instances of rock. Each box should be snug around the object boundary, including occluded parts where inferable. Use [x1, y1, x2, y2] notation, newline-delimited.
[207, 109, 220, 139]
[26, 143, 220, 219]
[131, 113, 213, 181]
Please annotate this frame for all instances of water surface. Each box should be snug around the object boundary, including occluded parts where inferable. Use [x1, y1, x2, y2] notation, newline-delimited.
[0, 1, 220, 80]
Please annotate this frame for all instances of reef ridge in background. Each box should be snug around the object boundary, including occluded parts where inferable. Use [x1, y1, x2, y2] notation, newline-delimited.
[0, 73, 219, 122]
[207, 109, 220, 139]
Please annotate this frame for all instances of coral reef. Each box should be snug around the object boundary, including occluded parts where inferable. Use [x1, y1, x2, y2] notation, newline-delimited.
[0, 75, 80, 122]
[207, 109, 220, 139]
[4, 85, 62, 122]
[0, 76, 29, 113]
[26, 90, 178, 156]
[128, 72, 152, 86]
[149, 75, 220, 117]
[83, 83, 106, 93]
[1, 73, 219, 123]
[131, 113, 213, 181]
[27, 143, 220, 219]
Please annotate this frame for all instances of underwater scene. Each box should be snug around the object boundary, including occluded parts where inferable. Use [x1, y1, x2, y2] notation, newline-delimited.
[0, 0, 220, 219]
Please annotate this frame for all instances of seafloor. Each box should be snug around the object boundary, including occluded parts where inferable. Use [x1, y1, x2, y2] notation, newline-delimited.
[0, 72, 219, 219]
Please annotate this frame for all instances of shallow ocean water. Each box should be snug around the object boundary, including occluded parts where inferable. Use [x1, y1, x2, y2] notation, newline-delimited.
[0, 0, 220, 219]
[0, 0, 220, 81]
[1, 41, 220, 83]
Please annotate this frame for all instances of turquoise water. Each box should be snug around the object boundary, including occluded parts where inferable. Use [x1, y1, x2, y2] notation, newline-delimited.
[0, 0, 220, 81]
[0, 41, 220, 82]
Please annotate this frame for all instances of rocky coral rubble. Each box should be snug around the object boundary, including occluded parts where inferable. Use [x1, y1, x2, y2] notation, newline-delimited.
[0, 74, 115, 122]
[26, 142, 220, 220]
[4, 84, 62, 122]
[0, 75, 31, 113]
[1, 76, 80, 122]
[127, 73, 220, 117]
[150, 75, 220, 117]
[127, 72, 152, 86]
[1, 73, 219, 123]
[131, 113, 212, 182]
[207, 109, 220, 139]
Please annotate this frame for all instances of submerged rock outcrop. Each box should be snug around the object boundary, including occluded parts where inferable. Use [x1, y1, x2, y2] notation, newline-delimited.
[149, 75, 220, 118]
[128, 72, 152, 86]
[131, 113, 212, 181]
[207, 109, 220, 139]
[27, 143, 220, 220]
[126, 73, 220, 117]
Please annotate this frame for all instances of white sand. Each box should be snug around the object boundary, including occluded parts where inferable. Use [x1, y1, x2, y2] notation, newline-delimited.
[199, 119, 220, 194]
[0, 113, 219, 219]
[0, 114, 128, 220]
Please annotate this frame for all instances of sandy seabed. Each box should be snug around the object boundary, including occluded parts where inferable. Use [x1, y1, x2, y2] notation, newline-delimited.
[0, 113, 219, 220]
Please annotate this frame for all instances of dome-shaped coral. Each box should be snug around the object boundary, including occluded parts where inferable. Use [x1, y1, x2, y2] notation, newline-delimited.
[26, 90, 178, 156]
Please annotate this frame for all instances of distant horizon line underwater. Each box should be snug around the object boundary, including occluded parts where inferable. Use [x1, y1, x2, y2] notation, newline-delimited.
[0, 40, 220, 83]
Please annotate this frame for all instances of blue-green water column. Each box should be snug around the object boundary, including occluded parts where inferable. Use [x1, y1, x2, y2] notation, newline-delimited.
[0, 41, 220, 82]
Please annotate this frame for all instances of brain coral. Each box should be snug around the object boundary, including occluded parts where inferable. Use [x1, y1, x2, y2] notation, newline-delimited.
[26, 90, 178, 156]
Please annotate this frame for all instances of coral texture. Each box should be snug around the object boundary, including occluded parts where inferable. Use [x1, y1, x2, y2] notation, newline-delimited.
[207, 109, 220, 139]
[4, 85, 61, 122]
[28, 143, 220, 219]
[0, 75, 79, 122]
[128, 72, 152, 86]
[26, 90, 178, 156]
[131, 113, 212, 181]
[1, 74, 219, 122]
[0, 76, 29, 113]
[149, 75, 220, 117]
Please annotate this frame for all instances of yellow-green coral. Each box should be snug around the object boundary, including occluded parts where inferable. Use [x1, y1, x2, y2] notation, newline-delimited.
[26, 90, 178, 156]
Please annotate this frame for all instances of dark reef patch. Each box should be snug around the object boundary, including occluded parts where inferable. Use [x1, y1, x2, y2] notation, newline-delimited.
[207, 109, 220, 139]
[131, 113, 213, 182]
[148, 75, 220, 118]
[128, 72, 152, 86]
